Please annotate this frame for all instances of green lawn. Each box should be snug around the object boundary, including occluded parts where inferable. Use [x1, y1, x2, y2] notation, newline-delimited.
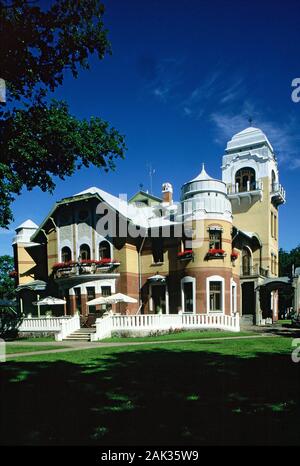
[6, 345, 68, 354]
[103, 330, 255, 343]
[1, 335, 300, 446]
[14, 336, 55, 342]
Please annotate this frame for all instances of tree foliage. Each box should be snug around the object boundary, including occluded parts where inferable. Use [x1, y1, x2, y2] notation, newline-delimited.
[0, 255, 15, 299]
[0, 0, 126, 227]
[279, 245, 300, 277]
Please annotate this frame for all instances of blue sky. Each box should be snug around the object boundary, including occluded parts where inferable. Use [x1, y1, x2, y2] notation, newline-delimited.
[1, 0, 300, 255]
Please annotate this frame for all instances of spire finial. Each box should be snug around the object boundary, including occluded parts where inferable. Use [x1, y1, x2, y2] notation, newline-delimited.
[202, 162, 205, 171]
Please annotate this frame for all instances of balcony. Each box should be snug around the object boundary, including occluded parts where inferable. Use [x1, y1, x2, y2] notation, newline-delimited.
[270, 182, 286, 206]
[240, 264, 269, 278]
[53, 259, 120, 280]
[227, 180, 263, 204]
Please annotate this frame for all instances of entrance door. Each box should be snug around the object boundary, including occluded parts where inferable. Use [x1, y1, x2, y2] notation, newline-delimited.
[152, 285, 166, 314]
[241, 282, 255, 315]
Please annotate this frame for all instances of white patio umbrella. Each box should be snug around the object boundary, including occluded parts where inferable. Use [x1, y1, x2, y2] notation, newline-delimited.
[33, 296, 66, 318]
[87, 293, 137, 314]
[33, 296, 66, 306]
[86, 296, 111, 306]
[105, 293, 138, 314]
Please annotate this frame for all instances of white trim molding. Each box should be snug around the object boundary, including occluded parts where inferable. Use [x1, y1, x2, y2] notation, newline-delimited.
[206, 275, 225, 314]
[231, 278, 237, 315]
[181, 276, 196, 314]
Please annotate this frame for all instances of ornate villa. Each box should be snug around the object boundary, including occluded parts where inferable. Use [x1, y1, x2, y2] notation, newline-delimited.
[12, 126, 287, 327]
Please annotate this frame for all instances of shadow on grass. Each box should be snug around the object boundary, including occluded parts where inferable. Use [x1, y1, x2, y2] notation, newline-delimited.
[1, 346, 300, 446]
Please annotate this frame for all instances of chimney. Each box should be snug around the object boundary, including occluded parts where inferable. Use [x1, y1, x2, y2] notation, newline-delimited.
[162, 182, 173, 204]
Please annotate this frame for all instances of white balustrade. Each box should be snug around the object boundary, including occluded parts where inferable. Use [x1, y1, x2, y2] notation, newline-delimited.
[55, 314, 80, 341]
[18, 316, 71, 332]
[91, 312, 240, 341]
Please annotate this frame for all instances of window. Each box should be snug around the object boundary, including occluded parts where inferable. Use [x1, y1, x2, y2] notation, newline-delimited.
[274, 214, 277, 240]
[79, 244, 90, 261]
[271, 212, 274, 237]
[74, 287, 81, 313]
[242, 248, 251, 275]
[86, 287, 95, 301]
[183, 282, 193, 313]
[235, 167, 256, 192]
[101, 286, 111, 297]
[61, 246, 71, 262]
[271, 170, 276, 192]
[209, 281, 222, 312]
[152, 238, 164, 263]
[86, 287, 96, 313]
[99, 241, 111, 260]
[209, 230, 222, 249]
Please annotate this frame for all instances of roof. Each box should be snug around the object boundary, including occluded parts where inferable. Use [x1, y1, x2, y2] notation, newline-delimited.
[226, 126, 274, 152]
[31, 186, 179, 240]
[16, 219, 38, 231]
[190, 164, 213, 182]
[129, 190, 162, 203]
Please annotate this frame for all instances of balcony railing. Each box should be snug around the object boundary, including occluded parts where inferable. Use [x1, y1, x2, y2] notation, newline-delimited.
[270, 182, 286, 204]
[240, 265, 269, 277]
[227, 180, 263, 195]
[53, 259, 120, 279]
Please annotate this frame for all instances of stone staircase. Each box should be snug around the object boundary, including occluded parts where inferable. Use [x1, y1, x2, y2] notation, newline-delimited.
[63, 328, 96, 342]
[240, 314, 255, 328]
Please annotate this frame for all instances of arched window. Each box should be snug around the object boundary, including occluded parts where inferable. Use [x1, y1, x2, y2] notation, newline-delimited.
[79, 244, 90, 261]
[99, 241, 111, 260]
[242, 248, 251, 275]
[271, 170, 276, 192]
[235, 167, 256, 192]
[61, 246, 71, 263]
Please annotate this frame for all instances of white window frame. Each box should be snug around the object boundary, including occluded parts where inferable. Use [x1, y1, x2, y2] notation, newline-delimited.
[181, 276, 196, 314]
[206, 275, 225, 314]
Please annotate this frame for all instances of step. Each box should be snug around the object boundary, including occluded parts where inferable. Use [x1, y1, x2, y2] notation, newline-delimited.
[64, 336, 91, 341]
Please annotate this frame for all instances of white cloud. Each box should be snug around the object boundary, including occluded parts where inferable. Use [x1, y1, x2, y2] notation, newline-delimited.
[210, 106, 300, 169]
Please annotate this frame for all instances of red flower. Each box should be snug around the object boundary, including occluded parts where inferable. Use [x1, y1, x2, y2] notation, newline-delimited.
[177, 249, 193, 257]
[208, 248, 225, 255]
[231, 250, 239, 260]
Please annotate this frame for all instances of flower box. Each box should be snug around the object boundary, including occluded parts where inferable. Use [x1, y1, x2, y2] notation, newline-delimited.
[230, 250, 239, 261]
[206, 248, 226, 258]
[177, 249, 194, 260]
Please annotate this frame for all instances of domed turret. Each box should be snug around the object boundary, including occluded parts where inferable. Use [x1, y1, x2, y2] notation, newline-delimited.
[181, 164, 232, 221]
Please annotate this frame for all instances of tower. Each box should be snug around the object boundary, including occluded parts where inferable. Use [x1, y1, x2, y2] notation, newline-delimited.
[222, 126, 286, 278]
